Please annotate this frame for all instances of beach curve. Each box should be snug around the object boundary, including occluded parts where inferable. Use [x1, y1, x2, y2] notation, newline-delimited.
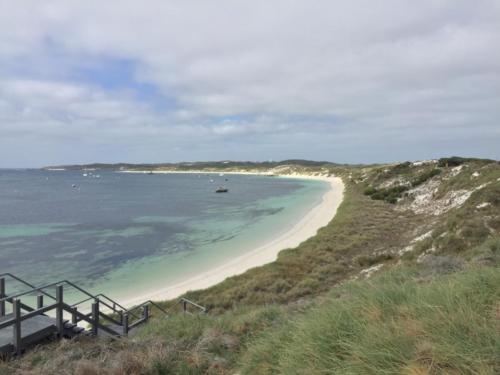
[120, 172, 345, 307]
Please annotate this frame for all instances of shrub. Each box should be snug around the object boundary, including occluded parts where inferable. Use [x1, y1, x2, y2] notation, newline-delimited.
[437, 156, 495, 167]
[363, 186, 377, 196]
[438, 156, 470, 167]
[355, 253, 394, 267]
[364, 185, 409, 204]
[392, 161, 412, 172]
[411, 168, 441, 187]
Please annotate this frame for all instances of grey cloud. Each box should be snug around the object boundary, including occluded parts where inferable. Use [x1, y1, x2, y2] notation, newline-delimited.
[0, 0, 499, 167]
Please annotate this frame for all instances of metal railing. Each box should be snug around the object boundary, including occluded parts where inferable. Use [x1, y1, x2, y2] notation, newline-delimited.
[180, 298, 208, 314]
[1, 273, 149, 323]
[0, 273, 205, 357]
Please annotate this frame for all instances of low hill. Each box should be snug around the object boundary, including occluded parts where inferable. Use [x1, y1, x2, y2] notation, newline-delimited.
[42, 159, 337, 172]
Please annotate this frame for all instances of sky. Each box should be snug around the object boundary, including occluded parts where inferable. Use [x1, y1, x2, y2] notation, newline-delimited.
[0, 1, 499, 167]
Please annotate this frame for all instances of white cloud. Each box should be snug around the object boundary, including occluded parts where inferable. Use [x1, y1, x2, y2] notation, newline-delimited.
[0, 0, 499, 166]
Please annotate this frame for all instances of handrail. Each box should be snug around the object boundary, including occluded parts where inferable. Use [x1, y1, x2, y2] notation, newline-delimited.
[127, 300, 169, 316]
[70, 294, 125, 314]
[1, 296, 35, 313]
[62, 304, 121, 338]
[71, 293, 141, 321]
[0, 275, 171, 327]
[0, 274, 156, 322]
[0, 273, 56, 301]
[128, 317, 148, 330]
[0, 274, 207, 357]
[0, 281, 62, 302]
[148, 301, 169, 316]
[0, 273, 117, 317]
[97, 293, 130, 313]
[0, 274, 197, 333]
[0, 280, 136, 328]
[0, 274, 170, 315]
[73, 293, 129, 313]
[98, 311, 122, 327]
[180, 297, 207, 313]
[0, 280, 124, 317]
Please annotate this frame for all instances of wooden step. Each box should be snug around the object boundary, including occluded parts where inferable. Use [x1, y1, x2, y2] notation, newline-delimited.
[97, 323, 122, 337]
[0, 313, 57, 355]
[72, 326, 85, 334]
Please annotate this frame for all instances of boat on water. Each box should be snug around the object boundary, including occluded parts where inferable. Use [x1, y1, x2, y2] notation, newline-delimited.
[215, 186, 228, 193]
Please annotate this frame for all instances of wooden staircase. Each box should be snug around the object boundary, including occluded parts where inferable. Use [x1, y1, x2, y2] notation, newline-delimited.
[0, 273, 206, 358]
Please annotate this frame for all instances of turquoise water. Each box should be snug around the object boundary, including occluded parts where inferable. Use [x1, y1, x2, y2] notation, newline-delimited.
[0, 170, 328, 303]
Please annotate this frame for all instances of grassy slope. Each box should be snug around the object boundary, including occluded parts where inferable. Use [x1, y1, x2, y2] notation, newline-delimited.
[240, 266, 500, 374]
[179, 177, 422, 312]
[1, 158, 499, 374]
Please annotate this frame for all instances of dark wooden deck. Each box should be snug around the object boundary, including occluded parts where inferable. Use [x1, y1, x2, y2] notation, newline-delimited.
[0, 313, 56, 355]
[0, 273, 200, 358]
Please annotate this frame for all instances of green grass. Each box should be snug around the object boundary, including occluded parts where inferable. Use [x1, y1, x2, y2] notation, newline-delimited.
[177, 181, 421, 311]
[3, 266, 498, 374]
[240, 266, 500, 375]
[0, 306, 291, 374]
[2, 158, 499, 374]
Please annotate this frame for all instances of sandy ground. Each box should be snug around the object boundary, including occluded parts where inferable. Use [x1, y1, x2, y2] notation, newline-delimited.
[119, 171, 344, 307]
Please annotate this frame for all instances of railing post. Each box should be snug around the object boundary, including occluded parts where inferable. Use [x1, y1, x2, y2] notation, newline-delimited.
[72, 307, 78, 325]
[0, 277, 5, 317]
[37, 295, 44, 309]
[122, 313, 129, 336]
[13, 298, 22, 356]
[143, 305, 150, 322]
[118, 310, 123, 325]
[183, 300, 187, 314]
[56, 285, 64, 337]
[91, 300, 99, 336]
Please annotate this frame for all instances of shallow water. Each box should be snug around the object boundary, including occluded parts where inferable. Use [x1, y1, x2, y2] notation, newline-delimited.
[0, 170, 328, 303]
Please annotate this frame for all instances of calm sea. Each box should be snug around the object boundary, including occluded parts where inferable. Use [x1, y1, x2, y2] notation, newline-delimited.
[0, 170, 327, 302]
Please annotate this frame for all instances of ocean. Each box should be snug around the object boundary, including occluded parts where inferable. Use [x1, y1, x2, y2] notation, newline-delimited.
[0, 169, 328, 303]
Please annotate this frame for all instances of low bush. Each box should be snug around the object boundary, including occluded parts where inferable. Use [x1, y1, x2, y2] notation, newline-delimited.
[355, 253, 394, 267]
[437, 156, 496, 167]
[363, 186, 377, 195]
[411, 168, 441, 187]
[364, 185, 409, 204]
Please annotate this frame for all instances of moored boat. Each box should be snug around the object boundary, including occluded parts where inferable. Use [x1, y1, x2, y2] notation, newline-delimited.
[215, 186, 228, 193]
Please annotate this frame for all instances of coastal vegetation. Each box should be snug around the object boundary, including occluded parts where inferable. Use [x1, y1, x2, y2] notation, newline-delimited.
[364, 166, 442, 203]
[2, 157, 499, 374]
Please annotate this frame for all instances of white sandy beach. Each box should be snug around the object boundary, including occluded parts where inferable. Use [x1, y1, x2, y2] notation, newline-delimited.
[120, 171, 344, 307]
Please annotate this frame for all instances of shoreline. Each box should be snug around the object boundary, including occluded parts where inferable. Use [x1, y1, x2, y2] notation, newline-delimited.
[119, 171, 345, 307]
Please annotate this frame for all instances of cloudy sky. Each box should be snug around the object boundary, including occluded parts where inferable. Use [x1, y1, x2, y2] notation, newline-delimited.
[1, 1, 499, 167]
